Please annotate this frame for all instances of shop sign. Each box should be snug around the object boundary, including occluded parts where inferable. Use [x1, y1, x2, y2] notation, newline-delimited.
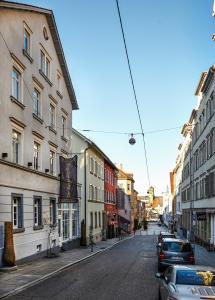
[196, 212, 206, 221]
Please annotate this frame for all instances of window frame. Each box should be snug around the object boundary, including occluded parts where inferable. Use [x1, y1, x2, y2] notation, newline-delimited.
[49, 149, 56, 176]
[12, 194, 24, 231]
[33, 196, 42, 229]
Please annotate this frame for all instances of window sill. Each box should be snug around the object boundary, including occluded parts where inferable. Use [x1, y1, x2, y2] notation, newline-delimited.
[13, 227, 25, 234]
[61, 136, 68, 142]
[22, 49, 33, 63]
[32, 113, 44, 124]
[10, 95, 25, 110]
[49, 126, 57, 134]
[39, 69, 53, 87]
[57, 90, 63, 99]
[33, 225, 44, 231]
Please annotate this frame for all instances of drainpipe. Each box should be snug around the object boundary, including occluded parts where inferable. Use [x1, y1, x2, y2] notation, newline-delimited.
[83, 145, 91, 245]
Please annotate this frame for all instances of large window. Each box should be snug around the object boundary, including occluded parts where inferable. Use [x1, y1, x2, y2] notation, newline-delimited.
[12, 195, 23, 229]
[33, 88, 41, 117]
[49, 103, 56, 129]
[33, 141, 40, 170]
[12, 68, 21, 100]
[24, 29, 30, 54]
[12, 130, 21, 164]
[50, 198, 56, 226]
[34, 197, 42, 228]
[62, 116, 66, 137]
[72, 203, 79, 237]
[50, 150, 56, 175]
[40, 50, 50, 79]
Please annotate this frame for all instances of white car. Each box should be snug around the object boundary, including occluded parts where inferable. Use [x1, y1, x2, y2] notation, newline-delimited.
[156, 265, 215, 299]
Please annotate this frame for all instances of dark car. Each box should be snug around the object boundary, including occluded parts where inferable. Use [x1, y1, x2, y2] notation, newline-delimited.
[157, 238, 195, 271]
[156, 265, 215, 300]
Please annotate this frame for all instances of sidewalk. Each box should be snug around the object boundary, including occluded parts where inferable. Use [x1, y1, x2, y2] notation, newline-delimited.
[0, 235, 133, 299]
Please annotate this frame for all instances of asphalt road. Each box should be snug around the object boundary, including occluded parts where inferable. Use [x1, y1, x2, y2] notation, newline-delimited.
[8, 226, 160, 300]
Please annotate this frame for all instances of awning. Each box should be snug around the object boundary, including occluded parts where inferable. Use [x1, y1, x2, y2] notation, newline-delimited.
[118, 215, 130, 224]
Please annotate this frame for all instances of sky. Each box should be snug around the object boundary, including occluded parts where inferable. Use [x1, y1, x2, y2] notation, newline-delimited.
[9, 0, 215, 195]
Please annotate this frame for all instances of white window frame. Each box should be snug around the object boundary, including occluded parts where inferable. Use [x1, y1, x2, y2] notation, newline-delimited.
[13, 197, 18, 229]
[61, 115, 67, 138]
[40, 49, 51, 79]
[33, 86, 42, 117]
[33, 141, 41, 171]
[49, 102, 56, 129]
[49, 148, 56, 176]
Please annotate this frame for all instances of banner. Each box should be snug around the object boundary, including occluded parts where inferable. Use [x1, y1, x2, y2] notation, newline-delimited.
[59, 156, 78, 203]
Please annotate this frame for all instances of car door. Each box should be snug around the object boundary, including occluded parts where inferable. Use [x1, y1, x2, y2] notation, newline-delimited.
[160, 267, 173, 300]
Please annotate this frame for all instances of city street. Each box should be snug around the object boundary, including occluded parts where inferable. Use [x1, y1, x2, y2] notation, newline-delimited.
[7, 224, 160, 300]
[5, 223, 215, 300]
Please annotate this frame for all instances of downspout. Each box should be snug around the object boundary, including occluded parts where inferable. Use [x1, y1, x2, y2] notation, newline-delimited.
[83, 145, 91, 245]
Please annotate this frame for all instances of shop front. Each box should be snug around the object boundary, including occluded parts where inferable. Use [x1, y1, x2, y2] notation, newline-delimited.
[104, 203, 118, 238]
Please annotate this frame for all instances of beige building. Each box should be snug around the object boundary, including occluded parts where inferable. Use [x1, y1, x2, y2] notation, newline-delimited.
[0, 2, 78, 265]
[72, 129, 105, 244]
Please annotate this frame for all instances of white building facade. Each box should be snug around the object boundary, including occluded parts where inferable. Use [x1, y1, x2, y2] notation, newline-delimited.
[0, 2, 78, 265]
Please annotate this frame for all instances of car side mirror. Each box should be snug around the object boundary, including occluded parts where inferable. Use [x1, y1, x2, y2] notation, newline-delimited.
[164, 276, 170, 284]
[157, 243, 161, 248]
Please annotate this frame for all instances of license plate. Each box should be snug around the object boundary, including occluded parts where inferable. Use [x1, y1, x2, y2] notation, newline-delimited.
[171, 257, 183, 261]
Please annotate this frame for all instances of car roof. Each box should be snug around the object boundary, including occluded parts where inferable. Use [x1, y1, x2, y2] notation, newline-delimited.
[172, 265, 215, 272]
[162, 238, 189, 242]
[160, 232, 175, 235]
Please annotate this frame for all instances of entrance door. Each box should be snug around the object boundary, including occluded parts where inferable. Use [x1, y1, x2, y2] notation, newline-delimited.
[58, 205, 70, 245]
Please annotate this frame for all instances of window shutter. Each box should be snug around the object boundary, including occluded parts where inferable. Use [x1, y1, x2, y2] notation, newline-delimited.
[38, 198, 42, 226]
[18, 198, 23, 228]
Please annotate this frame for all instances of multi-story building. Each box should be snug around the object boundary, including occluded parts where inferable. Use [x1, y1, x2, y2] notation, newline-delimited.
[117, 166, 133, 232]
[175, 68, 215, 247]
[0, 1, 78, 265]
[131, 189, 138, 230]
[104, 161, 118, 239]
[72, 129, 106, 244]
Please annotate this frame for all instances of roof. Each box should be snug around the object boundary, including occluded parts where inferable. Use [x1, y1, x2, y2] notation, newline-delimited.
[172, 265, 215, 271]
[195, 72, 208, 96]
[117, 168, 135, 182]
[72, 128, 118, 171]
[0, 0, 78, 110]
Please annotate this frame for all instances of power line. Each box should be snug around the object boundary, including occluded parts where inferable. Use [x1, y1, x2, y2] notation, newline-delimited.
[115, 0, 151, 187]
[78, 125, 182, 136]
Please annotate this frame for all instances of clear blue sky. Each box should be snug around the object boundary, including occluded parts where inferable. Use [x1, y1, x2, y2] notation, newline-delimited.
[12, 0, 215, 195]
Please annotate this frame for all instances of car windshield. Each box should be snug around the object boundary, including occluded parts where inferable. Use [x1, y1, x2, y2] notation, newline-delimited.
[176, 270, 215, 286]
[162, 242, 192, 252]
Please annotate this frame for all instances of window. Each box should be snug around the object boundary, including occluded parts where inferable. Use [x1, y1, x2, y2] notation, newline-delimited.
[89, 184, 94, 200]
[24, 29, 30, 54]
[95, 187, 98, 201]
[12, 68, 21, 100]
[34, 197, 42, 227]
[95, 212, 97, 228]
[40, 50, 50, 79]
[90, 157, 94, 173]
[57, 72, 62, 94]
[62, 116, 66, 137]
[94, 161, 98, 176]
[12, 130, 21, 164]
[33, 141, 40, 170]
[49, 103, 55, 128]
[50, 150, 56, 175]
[90, 212, 93, 229]
[99, 212, 101, 227]
[12, 195, 23, 229]
[33, 88, 41, 117]
[50, 198, 56, 226]
[72, 203, 79, 237]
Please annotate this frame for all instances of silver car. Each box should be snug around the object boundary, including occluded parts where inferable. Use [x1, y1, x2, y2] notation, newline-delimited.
[156, 265, 215, 299]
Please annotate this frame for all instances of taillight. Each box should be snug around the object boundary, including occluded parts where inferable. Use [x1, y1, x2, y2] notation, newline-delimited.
[188, 255, 195, 264]
[159, 252, 166, 260]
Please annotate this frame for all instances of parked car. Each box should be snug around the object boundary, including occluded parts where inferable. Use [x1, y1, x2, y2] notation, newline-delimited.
[157, 231, 176, 244]
[156, 265, 215, 300]
[157, 238, 195, 271]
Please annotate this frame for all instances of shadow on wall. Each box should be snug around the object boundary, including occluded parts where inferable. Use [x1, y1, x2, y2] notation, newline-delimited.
[0, 224, 4, 267]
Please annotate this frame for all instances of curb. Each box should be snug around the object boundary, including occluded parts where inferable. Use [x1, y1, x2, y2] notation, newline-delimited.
[0, 235, 134, 299]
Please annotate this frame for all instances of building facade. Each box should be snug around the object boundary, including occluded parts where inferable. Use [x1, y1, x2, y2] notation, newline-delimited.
[104, 161, 118, 239]
[0, 2, 78, 265]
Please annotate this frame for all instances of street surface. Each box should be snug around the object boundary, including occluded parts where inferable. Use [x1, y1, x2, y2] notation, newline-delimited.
[6, 223, 215, 300]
